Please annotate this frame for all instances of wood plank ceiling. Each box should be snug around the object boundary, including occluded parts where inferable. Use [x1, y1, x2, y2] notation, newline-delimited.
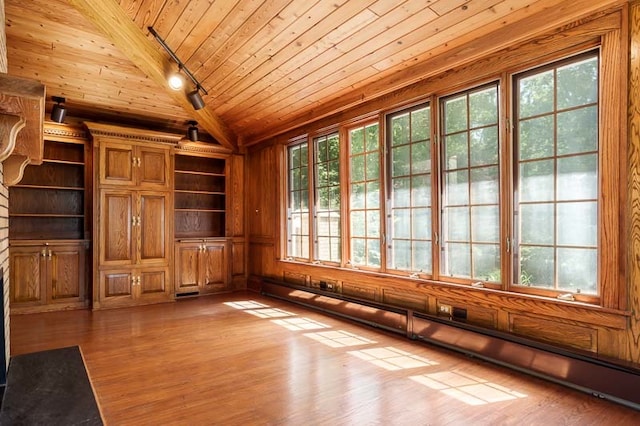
[3, 0, 620, 149]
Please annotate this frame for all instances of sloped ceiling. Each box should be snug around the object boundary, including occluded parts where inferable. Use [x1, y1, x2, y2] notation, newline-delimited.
[4, 0, 621, 150]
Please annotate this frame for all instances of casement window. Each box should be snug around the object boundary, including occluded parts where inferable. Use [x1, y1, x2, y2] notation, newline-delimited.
[386, 105, 432, 274]
[348, 123, 381, 268]
[314, 133, 341, 263]
[512, 52, 599, 297]
[285, 133, 341, 263]
[286, 141, 309, 259]
[440, 84, 500, 282]
[283, 47, 617, 306]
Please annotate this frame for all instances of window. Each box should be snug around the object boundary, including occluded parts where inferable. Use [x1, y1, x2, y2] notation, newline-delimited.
[387, 105, 432, 274]
[314, 133, 341, 263]
[349, 123, 381, 268]
[513, 53, 599, 295]
[287, 142, 309, 259]
[440, 84, 500, 282]
[282, 45, 619, 307]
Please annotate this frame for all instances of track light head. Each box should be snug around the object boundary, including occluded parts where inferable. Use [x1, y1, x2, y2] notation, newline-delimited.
[187, 121, 199, 142]
[187, 89, 205, 110]
[50, 96, 67, 123]
[167, 73, 184, 90]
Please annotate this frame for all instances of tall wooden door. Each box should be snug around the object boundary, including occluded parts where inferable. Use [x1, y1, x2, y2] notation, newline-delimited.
[99, 190, 134, 266]
[138, 191, 170, 265]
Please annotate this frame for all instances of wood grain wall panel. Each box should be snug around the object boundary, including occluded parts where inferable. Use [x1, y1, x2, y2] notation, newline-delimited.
[509, 314, 598, 352]
[230, 154, 244, 237]
[248, 243, 277, 278]
[382, 290, 428, 314]
[342, 282, 378, 302]
[627, 0, 640, 365]
[283, 271, 307, 286]
[231, 241, 245, 277]
[247, 145, 277, 240]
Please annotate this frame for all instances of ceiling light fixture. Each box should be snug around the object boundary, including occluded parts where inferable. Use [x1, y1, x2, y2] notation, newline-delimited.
[50, 96, 67, 123]
[167, 72, 184, 91]
[148, 26, 208, 110]
[187, 121, 199, 142]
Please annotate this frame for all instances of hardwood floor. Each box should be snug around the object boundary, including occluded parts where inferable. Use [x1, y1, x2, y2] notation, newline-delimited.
[10, 292, 640, 425]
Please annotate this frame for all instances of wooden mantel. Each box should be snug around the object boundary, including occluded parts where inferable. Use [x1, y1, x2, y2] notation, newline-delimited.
[0, 73, 44, 185]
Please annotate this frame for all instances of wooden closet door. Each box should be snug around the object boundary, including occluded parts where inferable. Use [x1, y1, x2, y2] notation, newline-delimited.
[100, 190, 134, 266]
[201, 242, 227, 293]
[138, 191, 170, 265]
[49, 243, 86, 302]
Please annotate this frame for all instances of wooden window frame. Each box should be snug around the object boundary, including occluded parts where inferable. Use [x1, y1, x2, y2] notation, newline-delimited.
[279, 10, 626, 311]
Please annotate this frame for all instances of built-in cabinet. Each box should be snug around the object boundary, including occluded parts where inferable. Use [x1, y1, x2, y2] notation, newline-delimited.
[8, 122, 244, 311]
[9, 241, 88, 312]
[173, 149, 232, 296]
[88, 123, 179, 309]
[8, 124, 90, 313]
[174, 240, 227, 295]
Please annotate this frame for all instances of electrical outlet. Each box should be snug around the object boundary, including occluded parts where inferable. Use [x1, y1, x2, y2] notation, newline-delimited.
[327, 283, 334, 291]
[438, 304, 452, 315]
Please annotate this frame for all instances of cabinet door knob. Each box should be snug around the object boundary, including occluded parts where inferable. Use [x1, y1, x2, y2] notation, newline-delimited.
[48, 249, 52, 259]
[137, 157, 142, 167]
[41, 248, 47, 257]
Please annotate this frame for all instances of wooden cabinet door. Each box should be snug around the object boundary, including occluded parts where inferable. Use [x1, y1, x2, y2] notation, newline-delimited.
[49, 243, 86, 303]
[175, 243, 201, 294]
[100, 190, 135, 266]
[201, 242, 227, 293]
[100, 141, 135, 187]
[138, 146, 170, 189]
[99, 268, 135, 306]
[138, 191, 170, 265]
[9, 246, 45, 305]
[137, 267, 170, 300]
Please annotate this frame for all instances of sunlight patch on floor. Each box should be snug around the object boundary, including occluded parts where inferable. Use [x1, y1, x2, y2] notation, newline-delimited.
[272, 317, 331, 331]
[224, 301, 270, 310]
[410, 370, 528, 405]
[244, 308, 296, 318]
[348, 347, 438, 371]
[304, 330, 376, 348]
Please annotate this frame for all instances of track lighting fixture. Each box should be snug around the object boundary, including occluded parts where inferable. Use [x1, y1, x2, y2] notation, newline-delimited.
[148, 26, 208, 110]
[187, 121, 199, 142]
[50, 96, 67, 123]
[167, 72, 184, 91]
[187, 90, 205, 110]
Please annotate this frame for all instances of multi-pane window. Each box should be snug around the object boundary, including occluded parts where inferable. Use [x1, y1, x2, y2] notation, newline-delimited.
[287, 142, 309, 259]
[283, 48, 610, 304]
[514, 53, 599, 295]
[314, 133, 341, 263]
[440, 84, 500, 281]
[349, 123, 381, 267]
[387, 105, 432, 273]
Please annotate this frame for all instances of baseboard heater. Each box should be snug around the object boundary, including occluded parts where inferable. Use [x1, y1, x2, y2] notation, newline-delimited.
[261, 279, 640, 411]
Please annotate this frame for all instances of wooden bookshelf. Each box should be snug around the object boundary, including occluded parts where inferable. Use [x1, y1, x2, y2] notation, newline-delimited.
[174, 154, 226, 239]
[9, 140, 87, 240]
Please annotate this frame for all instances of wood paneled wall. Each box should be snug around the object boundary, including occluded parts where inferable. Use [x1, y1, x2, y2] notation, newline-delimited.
[628, 0, 640, 365]
[246, 4, 640, 366]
